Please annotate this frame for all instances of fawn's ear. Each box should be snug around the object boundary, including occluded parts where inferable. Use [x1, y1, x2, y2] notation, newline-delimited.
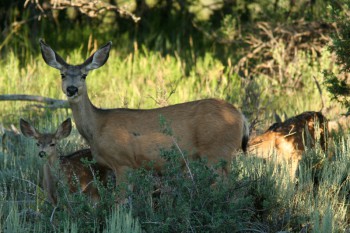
[39, 39, 68, 71]
[81, 41, 112, 72]
[20, 119, 40, 139]
[55, 118, 72, 140]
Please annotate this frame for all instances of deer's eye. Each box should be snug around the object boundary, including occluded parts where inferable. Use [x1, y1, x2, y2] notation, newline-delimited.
[50, 143, 55, 147]
[61, 74, 66, 79]
[36, 143, 40, 147]
[81, 74, 87, 80]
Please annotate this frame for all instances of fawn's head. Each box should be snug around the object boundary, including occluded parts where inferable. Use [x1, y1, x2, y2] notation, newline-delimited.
[20, 118, 72, 158]
[39, 40, 112, 103]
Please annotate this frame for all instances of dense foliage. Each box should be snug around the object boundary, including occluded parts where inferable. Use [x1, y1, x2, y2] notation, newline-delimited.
[324, 0, 350, 111]
[0, 0, 333, 62]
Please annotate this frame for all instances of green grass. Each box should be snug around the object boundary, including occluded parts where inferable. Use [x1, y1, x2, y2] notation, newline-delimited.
[1, 127, 349, 232]
[0, 37, 349, 232]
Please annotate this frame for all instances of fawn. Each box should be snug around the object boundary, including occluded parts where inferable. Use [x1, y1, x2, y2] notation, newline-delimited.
[20, 118, 110, 205]
[248, 111, 328, 179]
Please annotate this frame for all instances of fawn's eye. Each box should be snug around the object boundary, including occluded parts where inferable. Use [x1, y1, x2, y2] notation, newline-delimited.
[36, 143, 40, 147]
[81, 74, 87, 80]
[50, 143, 55, 147]
[61, 74, 66, 79]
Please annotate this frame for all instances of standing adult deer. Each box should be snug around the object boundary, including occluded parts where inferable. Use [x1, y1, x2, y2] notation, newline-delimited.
[39, 40, 249, 183]
[248, 111, 328, 179]
[20, 118, 110, 205]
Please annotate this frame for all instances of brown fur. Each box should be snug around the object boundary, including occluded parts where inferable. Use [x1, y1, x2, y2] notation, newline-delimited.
[328, 114, 350, 134]
[59, 148, 109, 198]
[39, 40, 250, 182]
[248, 111, 328, 179]
[20, 118, 110, 205]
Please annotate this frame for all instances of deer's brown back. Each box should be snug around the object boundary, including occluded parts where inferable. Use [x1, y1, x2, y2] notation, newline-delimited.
[59, 148, 109, 198]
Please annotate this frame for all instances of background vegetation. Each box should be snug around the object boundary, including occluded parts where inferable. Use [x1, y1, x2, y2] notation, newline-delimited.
[0, 0, 350, 232]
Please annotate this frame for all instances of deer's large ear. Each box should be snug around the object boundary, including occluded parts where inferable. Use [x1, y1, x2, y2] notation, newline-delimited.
[55, 118, 72, 140]
[39, 39, 68, 71]
[20, 119, 40, 139]
[82, 41, 112, 72]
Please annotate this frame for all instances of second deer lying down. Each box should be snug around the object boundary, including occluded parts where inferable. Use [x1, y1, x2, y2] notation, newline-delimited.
[20, 118, 110, 205]
[328, 114, 350, 134]
[248, 111, 328, 179]
[39, 40, 250, 182]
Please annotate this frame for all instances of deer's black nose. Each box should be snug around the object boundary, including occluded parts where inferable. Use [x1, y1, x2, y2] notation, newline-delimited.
[39, 151, 46, 158]
[66, 86, 78, 97]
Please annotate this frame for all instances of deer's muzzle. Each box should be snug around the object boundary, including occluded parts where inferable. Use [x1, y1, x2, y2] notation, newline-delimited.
[39, 151, 46, 158]
[66, 86, 78, 97]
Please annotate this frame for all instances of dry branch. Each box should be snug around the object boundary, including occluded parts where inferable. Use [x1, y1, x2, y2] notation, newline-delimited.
[0, 94, 69, 109]
[235, 20, 336, 83]
[24, 0, 140, 22]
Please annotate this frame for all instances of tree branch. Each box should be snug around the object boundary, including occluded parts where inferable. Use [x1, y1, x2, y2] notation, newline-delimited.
[25, 0, 140, 23]
[0, 94, 69, 109]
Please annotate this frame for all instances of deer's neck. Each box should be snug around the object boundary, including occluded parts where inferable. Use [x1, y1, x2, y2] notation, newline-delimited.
[69, 91, 98, 143]
[47, 153, 58, 167]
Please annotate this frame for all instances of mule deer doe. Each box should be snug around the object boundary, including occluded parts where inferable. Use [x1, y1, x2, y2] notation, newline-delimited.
[39, 40, 249, 183]
[20, 118, 110, 205]
[248, 111, 328, 179]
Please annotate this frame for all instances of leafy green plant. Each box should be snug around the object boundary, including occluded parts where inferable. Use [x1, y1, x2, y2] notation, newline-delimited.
[128, 147, 256, 232]
[324, 1, 350, 112]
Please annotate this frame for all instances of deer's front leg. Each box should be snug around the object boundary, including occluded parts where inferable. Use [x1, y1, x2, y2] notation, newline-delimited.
[43, 163, 57, 206]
